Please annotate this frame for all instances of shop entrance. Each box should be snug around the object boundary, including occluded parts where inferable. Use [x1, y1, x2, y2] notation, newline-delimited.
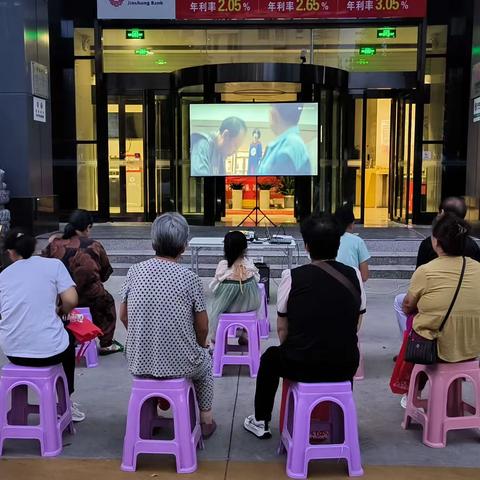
[347, 91, 415, 227]
[101, 65, 418, 226]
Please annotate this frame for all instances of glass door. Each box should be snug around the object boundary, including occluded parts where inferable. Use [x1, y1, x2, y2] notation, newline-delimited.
[363, 97, 392, 227]
[390, 94, 415, 223]
[107, 94, 146, 217]
[348, 92, 416, 226]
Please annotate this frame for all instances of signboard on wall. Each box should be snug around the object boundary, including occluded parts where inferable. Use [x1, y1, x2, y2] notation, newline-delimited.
[97, 0, 176, 19]
[474, 97, 480, 123]
[97, 0, 426, 20]
[31, 62, 49, 99]
[33, 97, 46, 123]
[177, 0, 427, 20]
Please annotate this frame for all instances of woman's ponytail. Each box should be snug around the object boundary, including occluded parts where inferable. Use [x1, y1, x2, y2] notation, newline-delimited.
[4, 229, 36, 259]
[62, 210, 93, 239]
[62, 223, 76, 240]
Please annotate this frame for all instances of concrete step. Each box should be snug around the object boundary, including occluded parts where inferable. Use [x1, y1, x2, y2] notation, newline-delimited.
[369, 265, 415, 279]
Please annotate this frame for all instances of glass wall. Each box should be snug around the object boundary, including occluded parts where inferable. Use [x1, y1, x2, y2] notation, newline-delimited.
[155, 95, 173, 213]
[102, 26, 418, 74]
[179, 92, 205, 217]
[313, 27, 418, 72]
[421, 25, 448, 213]
[74, 28, 98, 211]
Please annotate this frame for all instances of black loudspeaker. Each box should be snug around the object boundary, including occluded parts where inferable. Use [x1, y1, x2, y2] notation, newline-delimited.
[255, 262, 270, 302]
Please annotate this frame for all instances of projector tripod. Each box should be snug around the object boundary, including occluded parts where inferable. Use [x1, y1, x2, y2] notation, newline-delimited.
[237, 177, 277, 228]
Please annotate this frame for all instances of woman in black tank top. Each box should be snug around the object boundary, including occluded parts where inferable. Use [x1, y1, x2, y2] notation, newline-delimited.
[244, 214, 364, 439]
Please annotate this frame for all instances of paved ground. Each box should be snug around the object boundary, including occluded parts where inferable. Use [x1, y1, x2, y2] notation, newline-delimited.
[1, 275, 480, 476]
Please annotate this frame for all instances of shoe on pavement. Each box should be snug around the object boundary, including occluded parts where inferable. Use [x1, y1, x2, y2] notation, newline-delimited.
[400, 394, 408, 409]
[243, 415, 271, 439]
[71, 402, 86, 422]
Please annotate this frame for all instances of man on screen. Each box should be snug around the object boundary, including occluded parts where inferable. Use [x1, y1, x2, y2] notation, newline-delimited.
[191, 117, 247, 176]
[257, 104, 311, 176]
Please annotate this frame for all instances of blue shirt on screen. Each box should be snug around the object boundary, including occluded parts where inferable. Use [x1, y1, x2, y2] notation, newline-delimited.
[190, 132, 225, 176]
[257, 126, 311, 176]
[336, 232, 371, 270]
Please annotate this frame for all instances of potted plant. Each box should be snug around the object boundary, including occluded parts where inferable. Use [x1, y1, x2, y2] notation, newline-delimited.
[257, 177, 277, 210]
[279, 177, 295, 209]
[230, 181, 244, 210]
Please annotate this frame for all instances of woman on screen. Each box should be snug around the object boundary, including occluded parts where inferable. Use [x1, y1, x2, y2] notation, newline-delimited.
[248, 129, 263, 175]
[190, 117, 247, 176]
[257, 104, 311, 176]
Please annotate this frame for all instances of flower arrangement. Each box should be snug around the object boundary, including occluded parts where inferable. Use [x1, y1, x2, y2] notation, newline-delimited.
[278, 177, 295, 196]
[257, 176, 279, 191]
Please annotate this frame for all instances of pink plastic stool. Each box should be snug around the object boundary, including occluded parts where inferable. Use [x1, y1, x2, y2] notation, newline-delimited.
[121, 377, 203, 473]
[279, 382, 363, 478]
[75, 341, 99, 368]
[402, 360, 480, 448]
[213, 311, 261, 377]
[0, 364, 74, 457]
[354, 346, 365, 381]
[258, 283, 270, 339]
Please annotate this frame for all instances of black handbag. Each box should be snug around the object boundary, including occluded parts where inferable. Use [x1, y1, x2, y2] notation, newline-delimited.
[405, 256, 466, 365]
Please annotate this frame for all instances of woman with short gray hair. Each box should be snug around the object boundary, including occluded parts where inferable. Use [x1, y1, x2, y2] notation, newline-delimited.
[119, 213, 216, 438]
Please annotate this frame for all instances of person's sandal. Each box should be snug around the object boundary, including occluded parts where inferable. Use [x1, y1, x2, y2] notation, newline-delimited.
[99, 340, 124, 356]
[201, 420, 217, 439]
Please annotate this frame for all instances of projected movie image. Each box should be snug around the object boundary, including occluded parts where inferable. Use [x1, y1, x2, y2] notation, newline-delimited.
[190, 103, 318, 177]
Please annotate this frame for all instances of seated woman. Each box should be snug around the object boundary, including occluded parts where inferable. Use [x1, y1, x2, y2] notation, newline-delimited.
[244, 215, 366, 439]
[43, 210, 122, 355]
[403, 213, 480, 363]
[334, 204, 370, 282]
[0, 230, 85, 422]
[119, 213, 216, 438]
[209, 231, 260, 345]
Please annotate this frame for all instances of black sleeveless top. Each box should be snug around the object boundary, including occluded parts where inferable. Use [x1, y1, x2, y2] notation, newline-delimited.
[281, 262, 361, 370]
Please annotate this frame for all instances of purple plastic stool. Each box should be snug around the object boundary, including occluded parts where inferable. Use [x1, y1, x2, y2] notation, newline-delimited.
[121, 377, 203, 473]
[227, 284, 268, 339]
[279, 382, 363, 478]
[213, 311, 261, 378]
[258, 283, 270, 339]
[0, 363, 74, 457]
[75, 341, 99, 368]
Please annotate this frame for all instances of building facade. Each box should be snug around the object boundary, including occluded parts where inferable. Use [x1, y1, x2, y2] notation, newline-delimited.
[0, 0, 476, 230]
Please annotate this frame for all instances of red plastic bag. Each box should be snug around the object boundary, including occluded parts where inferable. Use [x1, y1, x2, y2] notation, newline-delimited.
[66, 307, 103, 343]
[390, 330, 415, 395]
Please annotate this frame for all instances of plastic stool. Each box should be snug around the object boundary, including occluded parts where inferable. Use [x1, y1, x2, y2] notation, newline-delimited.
[258, 283, 270, 339]
[402, 360, 480, 448]
[121, 377, 203, 473]
[279, 382, 363, 478]
[75, 341, 99, 368]
[0, 364, 74, 457]
[213, 311, 261, 377]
